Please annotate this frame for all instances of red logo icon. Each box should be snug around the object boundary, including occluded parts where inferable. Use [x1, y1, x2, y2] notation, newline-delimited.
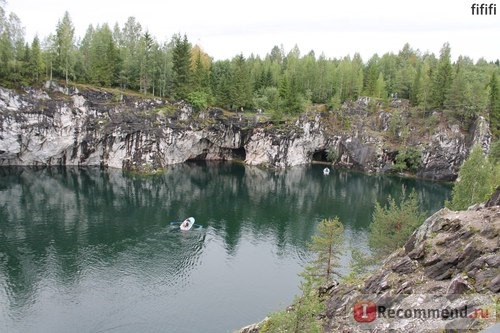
[353, 300, 377, 322]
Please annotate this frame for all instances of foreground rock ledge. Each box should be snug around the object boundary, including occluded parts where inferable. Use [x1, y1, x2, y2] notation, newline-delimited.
[236, 200, 499, 332]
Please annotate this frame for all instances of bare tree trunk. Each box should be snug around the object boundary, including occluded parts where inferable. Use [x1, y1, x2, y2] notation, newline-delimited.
[326, 245, 332, 280]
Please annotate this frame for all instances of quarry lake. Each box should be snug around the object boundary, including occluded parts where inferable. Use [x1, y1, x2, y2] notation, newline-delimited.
[0, 163, 451, 333]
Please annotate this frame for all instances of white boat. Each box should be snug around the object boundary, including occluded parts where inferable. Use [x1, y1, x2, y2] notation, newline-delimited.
[180, 217, 195, 231]
[323, 167, 330, 175]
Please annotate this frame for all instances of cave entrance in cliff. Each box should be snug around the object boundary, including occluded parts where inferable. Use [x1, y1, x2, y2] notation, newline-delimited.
[230, 147, 246, 161]
[312, 149, 329, 163]
[187, 149, 209, 161]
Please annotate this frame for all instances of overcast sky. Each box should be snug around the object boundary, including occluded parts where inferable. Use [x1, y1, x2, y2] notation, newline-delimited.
[6, 0, 500, 61]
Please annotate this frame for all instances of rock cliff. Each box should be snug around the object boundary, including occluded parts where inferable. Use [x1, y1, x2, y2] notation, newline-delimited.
[0, 84, 491, 180]
[321, 200, 499, 332]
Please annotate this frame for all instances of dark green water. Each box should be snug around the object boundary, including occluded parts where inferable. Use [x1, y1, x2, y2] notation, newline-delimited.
[0, 163, 451, 333]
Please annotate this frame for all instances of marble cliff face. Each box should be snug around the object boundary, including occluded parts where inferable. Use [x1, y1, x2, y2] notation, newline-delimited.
[0, 83, 491, 180]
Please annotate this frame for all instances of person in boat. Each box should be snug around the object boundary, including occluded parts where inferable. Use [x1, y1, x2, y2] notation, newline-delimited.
[182, 219, 190, 228]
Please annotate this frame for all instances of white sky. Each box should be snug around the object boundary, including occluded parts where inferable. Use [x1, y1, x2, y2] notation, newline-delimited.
[6, 0, 500, 61]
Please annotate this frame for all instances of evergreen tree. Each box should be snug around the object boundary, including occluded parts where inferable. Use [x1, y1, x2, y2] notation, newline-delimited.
[264, 217, 343, 333]
[17, 42, 30, 83]
[119, 17, 142, 90]
[77, 24, 95, 82]
[369, 188, 425, 258]
[55, 11, 75, 84]
[364, 54, 380, 97]
[172, 34, 191, 100]
[138, 31, 154, 94]
[489, 72, 500, 139]
[28, 35, 43, 83]
[394, 43, 417, 99]
[42, 34, 57, 82]
[314, 53, 334, 103]
[379, 52, 398, 97]
[88, 24, 120, 86]
[374, 72, 387, 99]
[307, 217, 344, 284]
[447, 146, 496, 210]
[431, 43, 453, 109]
[350, 53, 364, 99]
[268, 45, 284, 65]
[230, 54, 252, 110]
[210, 59, 232, 108]
[417, 54, 437, 109]
[445, 56, 488, 123]
[0, 9, 24, 82]
[336, 54, 363, 101]
[410, 63, 422, 106]
[190, 45, 211, 93]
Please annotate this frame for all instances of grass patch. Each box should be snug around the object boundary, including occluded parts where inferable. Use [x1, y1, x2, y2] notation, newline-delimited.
[122, 168, 166, 177]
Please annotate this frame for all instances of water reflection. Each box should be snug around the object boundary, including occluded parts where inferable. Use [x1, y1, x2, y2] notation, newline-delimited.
[0, 163, 451, 332]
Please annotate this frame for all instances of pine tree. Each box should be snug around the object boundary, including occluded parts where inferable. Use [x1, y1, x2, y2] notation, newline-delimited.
[369, 189, 425, 258]
[307, 217, 344, 284]
[264, 217, 343, 333]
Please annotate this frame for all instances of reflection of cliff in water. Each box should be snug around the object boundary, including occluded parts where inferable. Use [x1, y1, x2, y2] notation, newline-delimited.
[0, 164, 451, 310]
[0, 166, 206, 312]
[164, 162, 450, 246]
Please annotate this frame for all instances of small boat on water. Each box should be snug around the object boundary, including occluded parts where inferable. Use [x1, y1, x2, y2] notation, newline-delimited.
[180, 217, 195, 231]
[323, 167, 330, 175]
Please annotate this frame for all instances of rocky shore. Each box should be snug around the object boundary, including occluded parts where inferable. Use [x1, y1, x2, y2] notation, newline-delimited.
[236, 190, 500, 333]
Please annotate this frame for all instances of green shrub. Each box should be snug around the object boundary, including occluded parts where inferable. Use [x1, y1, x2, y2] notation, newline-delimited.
[261, 281, 323, 333]
[490, 140, 500, 165]
[326, 149, 339, 163]
[369, 188, 426, 258]
[447, 146, 497, 210]
[327, 93, 341, 111]
[394, 146, 422, 173]
[388, 110, 402, 141]
[186, 91, 211, 111]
